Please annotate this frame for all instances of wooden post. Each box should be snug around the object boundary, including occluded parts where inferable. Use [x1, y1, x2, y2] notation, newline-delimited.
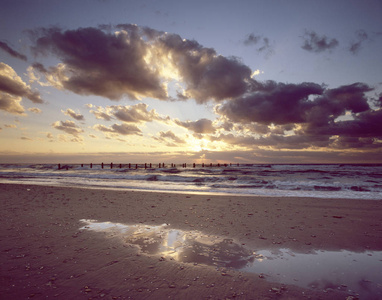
[129, 163, 131, 169]
[101, 162, 104, 169]
[193, 163, 196, 168]
[119, 164, 122, 168]
[58, 164, 61, 170]
[150, 163, 152, 168]
[110, 162, 113, 169]
[135, 164, 138, 169]
[145, 163, 147, 169]
[90, 163, 92, 168]
[81, 163, 84, 168]
[210, 163, 212, 167]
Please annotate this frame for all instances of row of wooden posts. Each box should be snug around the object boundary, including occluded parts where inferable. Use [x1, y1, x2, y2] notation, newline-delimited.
[58, 162, 240, 170]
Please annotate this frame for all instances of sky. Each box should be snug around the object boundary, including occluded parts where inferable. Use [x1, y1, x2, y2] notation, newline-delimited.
[0, 0, 381, 164]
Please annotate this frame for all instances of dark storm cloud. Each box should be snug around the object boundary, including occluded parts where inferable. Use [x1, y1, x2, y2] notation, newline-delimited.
[216, 81, 325, 125]
[301, 30, 339, 53]
[217, 82, 371, 126]
[175, 118, 216, 134]
[30, 26, 167, 101]
[29, 25, 253, 103]
[157, 33, 253, 103]
[0, 41, 27, 61]
[216, 82, 380, 150]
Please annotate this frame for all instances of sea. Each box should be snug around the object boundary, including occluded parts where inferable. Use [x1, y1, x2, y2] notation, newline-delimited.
[1, 163, 381, 200]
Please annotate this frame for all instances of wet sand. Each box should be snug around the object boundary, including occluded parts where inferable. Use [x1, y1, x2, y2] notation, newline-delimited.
[1, 183, 382, 299]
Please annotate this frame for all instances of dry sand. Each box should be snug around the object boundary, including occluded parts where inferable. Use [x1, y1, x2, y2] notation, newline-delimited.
[1, 183, 382, 299]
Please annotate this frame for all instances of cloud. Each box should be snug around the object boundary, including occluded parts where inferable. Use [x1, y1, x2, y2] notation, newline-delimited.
[29, 25, 254, 103]
[175, 118, 216, 134]
[153, 130, 186, 147]
[87, 104, 113, 121]
[4, 124, 17, 129]
[52, 120, 83, 136]
[30, 26, 167, 101]
[111, 103, 168, 123]
[301, 30, 339, 53]
[21, 136, 33, 141]
[0, 41, 27, 61]
[94, 123, 142, 136]
[62, 108, 85, 121]
[0, 63, 44, 115]
[216, 81, 325, 125]
[156, 33, 253, 103]
[0, 92, 25, 115]
[28, 107, 42, 114]
[243, 33, 274, 57]
[216, 82, 380, 150]
[349, 30, 369, 54]
[89, 103, 169, 123]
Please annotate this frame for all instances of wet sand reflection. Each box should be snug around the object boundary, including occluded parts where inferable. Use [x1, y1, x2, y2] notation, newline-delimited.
[80, 219, 382, 298]
[80, 220, 254, 268]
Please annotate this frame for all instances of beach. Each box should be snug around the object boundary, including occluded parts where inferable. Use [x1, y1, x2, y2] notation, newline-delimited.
[1, 183, 381, 299]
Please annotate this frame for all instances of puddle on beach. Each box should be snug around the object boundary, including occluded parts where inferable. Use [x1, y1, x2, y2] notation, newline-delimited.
[80, 219, 382, 298]
[79, 220, 253, 268]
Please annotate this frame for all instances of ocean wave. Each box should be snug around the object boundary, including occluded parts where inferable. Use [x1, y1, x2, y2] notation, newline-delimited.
[1, 163, 381, 200]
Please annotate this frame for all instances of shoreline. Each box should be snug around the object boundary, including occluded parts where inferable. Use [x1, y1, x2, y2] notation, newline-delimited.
[1, 183, 382, 299]
[1, 180, 381, 200]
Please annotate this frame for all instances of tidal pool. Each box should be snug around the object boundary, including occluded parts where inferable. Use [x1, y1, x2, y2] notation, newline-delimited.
[80, 220, 253, 268]
[242, 248, 382, 299]
[80, 219, 382, 298]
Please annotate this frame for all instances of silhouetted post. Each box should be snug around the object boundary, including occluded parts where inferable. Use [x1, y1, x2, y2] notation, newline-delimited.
[210, 163, 212, 167]
[193, 163, 196, 168]
[58, 164, 61, 170]
[119, 164, 122, 168]
[81, 164, 84, 167]
[159, 163, 161, 168]
[163, 163, 165, 168]
[202, 163, 204, 167]
[110, 162, 113, 169]
[150, 163, 152, 168]
[135, 164, 138, 169]
[145, 163, 147, 169]
[90, 163, 93, 168]
[129, 163, 131, 169]
[217, 163, 220, 167]
[237, 163, 239, 166]
[101, 162, 104, 169]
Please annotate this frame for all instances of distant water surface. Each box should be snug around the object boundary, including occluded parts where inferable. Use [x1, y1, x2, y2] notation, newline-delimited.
[0, 163, 381, 199]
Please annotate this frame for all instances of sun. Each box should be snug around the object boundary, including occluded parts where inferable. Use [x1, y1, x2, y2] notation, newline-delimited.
[188, 136, 209, 152]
